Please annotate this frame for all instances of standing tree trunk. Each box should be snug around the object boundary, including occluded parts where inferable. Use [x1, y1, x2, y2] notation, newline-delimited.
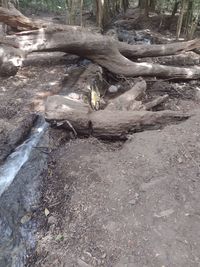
[95, 0, 111, 29]
[80, 0, 83, 27]
[171, 0, 180, 17]
[0, 0, 8, 34]
[120, 0, 129, 13]
[176, 0, 188, 39]
[66, 0, 80, 25]
[187, 6, 200, 40]
[185, 0, 193, 37]
[139, 0, 149, 17]
[149, 0, 157, 12]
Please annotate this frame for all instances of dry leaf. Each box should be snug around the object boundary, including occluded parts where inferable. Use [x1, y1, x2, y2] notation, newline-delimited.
[44, 208, 50, 217]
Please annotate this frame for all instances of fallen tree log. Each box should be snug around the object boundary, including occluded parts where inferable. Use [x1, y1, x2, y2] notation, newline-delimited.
[1, 27, 199, 79]
[45, 94, 190, 139]
[144, 95, 169, 110]
[1, 6, 199, 59]
[0, 3, 46, 30]
[105, 79, 169, 111]
[90, 110, 189, 139]
[106, 78, 146, 111]
[117, 39, 200, 58]
[1, 7, 200, 79]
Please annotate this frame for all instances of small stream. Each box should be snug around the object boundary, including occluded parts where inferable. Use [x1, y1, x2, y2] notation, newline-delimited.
[0, 117, 49, 267]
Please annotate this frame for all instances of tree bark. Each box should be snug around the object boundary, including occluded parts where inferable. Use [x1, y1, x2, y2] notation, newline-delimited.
[1, 6, 200, 79]
[176, 0, 187, 39]
[0, 4, 46, 30]
[45, 94, 190, 140]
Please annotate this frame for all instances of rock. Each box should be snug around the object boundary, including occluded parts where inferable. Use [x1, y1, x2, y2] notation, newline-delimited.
[154, 208, 175, 218]
[128, 199, 136, 205]
[20, 213, 32, 224]
[178, 157, 183, 163]
[108, 85, 120, 93]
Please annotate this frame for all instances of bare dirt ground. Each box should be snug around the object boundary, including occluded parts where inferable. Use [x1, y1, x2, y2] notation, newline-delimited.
[33, 114, 200, 267]
[1, 10, 200, 267]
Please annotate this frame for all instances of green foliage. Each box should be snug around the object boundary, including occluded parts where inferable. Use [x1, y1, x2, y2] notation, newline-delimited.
[19, 0, 66, 12]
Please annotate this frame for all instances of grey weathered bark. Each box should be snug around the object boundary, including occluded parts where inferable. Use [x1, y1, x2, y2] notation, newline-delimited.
[45, 94, 190, 139]
[1, 6, 200, 79]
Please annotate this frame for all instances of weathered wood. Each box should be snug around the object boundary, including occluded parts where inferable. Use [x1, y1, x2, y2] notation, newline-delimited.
[45, 95, 190, 139]
[0, 4, 45, 30]
[45, 95, 91, 135]
[106, 78, 146, 110]
[0, 5, 200, 59]
[117, 39, 200, 58]
[0, 44, 24, 76]
[1, 7, 200, 79]
[4, 27, 200, 79]
[90, 110, 190, 139]
[144, 95, 169, 110]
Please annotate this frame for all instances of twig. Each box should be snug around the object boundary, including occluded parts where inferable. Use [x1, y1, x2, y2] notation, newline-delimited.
[145, 94, 169, 110]
[66, 120, 77, 137]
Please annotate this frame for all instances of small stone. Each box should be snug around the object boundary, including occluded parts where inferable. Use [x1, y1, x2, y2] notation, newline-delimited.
[154, 208, 174, 218]
[20, 213, 32, 224]
[128, 199, 136, 205]
[108, 85, 119, 93]
[101, 253, 107, 259]
[178, 157, 183, 163]
[64, 184, 69, 191]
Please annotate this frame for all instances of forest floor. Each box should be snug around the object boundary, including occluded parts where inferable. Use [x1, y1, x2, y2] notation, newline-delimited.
[1, 9, 200, 267]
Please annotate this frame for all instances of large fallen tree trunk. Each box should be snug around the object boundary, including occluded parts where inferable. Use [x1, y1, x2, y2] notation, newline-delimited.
[1, 6, 199, 59]
[1, 27, 200, 79]
[45, 94, 190, 139]
[1, 6, 200, 79]
[45, 79, 190, 139]
[0, 3, 47, 30]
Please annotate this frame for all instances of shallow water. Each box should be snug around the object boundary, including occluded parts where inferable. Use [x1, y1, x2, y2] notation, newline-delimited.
[0, 117, 49, 267]
[0, 118, 48, 197]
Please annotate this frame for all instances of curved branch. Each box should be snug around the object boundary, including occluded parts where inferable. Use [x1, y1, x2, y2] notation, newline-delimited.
[1, 6, 200, 59]
[117, 39, 200, 58]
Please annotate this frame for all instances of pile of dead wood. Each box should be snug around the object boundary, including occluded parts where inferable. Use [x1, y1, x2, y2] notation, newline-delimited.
[45, 75, 189, 139]
[0, 6, 198, 138]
